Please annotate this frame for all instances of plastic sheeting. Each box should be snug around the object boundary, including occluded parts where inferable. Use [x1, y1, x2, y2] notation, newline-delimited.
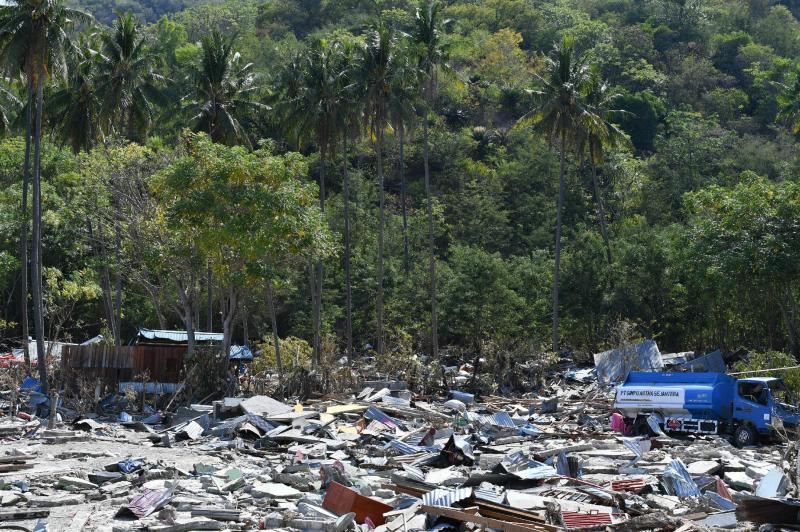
[593, 339, 663, 384]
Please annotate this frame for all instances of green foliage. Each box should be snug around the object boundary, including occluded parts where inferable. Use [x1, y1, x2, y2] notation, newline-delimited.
[5, 0, 800, 368]
[734, 351, 800, 396]
[254, 335, 312, 372]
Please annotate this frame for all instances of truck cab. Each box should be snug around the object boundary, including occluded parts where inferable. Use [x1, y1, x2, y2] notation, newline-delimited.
[614, 372, 800, 447]
[734, 377, 800, 444]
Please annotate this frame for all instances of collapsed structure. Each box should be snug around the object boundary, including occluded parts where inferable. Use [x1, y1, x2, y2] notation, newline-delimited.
[0, 341, 797, 530]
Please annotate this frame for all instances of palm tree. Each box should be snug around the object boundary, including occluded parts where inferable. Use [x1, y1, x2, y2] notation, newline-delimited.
[387, 44, 419, 277]
[96, 12, 166, 142]
[49, 38, 100, 153]
[183, 30, 266, 148]
[358, 20, 397, 356]
[335, 38, 362, 362]
[412, 0, 446, 361]
[522, 35, 593, 352]
[0, 0, 91, 391]
[578, 73, 629, 264]
[273, 39, 347, 365]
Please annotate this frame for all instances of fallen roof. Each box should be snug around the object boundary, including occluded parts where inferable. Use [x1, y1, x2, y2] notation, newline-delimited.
[137, 328, 223, 343]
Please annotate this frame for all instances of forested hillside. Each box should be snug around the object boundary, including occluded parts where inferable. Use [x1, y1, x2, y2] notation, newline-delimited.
[3, 0, 800, 384]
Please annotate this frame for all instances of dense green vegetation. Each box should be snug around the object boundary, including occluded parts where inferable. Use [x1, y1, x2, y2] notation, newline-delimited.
[3, 0, 800, 387]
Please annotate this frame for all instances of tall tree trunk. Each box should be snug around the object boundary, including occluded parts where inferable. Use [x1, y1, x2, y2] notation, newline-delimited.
[266, 281, 282, 390]
[307, 260, 317, 362]
[423, 108, 438, 361]
[91, 220, 117, 343]
[376, 124, 385, 356]
[313, 147, 326, 366]
[206, 264, 212, 331]
[176, 275, 196, 356]
[19, 79, 33, 371]
[241, 304, 248, 345]
[399, 124, 409, 276]
[591, 160, 612, 264]
[220, 285, 238, 359]
[114, 217, 122, 346]
[31, 72, 47, 392]
[552, 130, 567, 352]
[343, 135, 353, 362]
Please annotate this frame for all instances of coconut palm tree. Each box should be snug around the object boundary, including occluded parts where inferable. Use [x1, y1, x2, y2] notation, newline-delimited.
[387, 43, 419, 277]
[96, 12, 166, 142]
[183, 30, 266, 148]
[334, 37, 362, 362]
[273, 39, 347, 365]
[358, 20, 398, 356]
[522, 35, 594, 352]
[412, 0, 447, 361]
[49, 39, 100, 153]
[578, 73, 630, 264]
[0, 0, 91, 391]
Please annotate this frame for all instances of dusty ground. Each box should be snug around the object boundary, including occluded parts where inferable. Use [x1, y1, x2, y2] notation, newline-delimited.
[1, 431, 233, 531]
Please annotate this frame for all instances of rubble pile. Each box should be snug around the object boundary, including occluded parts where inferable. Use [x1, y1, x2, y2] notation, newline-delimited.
[0, 355, 798, 530]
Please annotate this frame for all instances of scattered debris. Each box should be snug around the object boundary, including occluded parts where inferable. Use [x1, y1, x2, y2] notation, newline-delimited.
[1, 343, 798, 530]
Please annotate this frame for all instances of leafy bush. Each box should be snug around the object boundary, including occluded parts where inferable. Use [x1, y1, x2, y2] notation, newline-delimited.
[734, 351, 800, 396]
[253, 336, 312, 374]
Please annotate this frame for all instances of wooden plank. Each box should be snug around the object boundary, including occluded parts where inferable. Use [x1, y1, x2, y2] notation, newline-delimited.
[421, 505, 557, 532]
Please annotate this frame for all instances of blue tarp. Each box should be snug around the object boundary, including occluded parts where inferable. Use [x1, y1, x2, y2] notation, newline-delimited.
[229, 345, 254, 360]
[20, 376, 41, 392]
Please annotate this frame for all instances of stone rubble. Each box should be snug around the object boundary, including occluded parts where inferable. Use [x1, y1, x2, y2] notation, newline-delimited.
[0, 361, 797, 531]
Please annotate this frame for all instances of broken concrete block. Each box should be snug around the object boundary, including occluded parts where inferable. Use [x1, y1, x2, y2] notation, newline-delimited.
[101, 480, 132, 496]
[57, 476, 99, 490]
[724, 470, 755, 491]
[222, 477, 245, 492]
[687, 460, 720, 475]
[252, 482, 302, 499]
[29, 494, 86, 507]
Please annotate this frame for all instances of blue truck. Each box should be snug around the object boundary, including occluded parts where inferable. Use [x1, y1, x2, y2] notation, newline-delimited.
[614, 372, 800, 446]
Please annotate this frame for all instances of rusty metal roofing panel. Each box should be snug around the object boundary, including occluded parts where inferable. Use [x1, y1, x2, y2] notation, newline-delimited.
[561, 510, 613, 530]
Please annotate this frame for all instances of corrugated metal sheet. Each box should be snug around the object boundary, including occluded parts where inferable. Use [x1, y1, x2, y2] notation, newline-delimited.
[386, 439, 442, 455]
[422, 487, 472, 507]
[662, 459, 700, 497]
[465, 411, 517, 428]
[610, 478, 647, 493]
[364, 406, 400, 429]
[127, 487, 173, 518]
[137, 328, 223, 343]
[561, 510, 613, 529]
[473, 486, 506, 504]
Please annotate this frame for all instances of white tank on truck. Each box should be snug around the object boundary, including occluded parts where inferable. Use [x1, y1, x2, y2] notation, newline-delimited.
[614, 371, 800, 447]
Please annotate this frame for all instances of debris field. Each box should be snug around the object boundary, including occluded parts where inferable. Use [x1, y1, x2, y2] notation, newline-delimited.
[0, 358, 798, 531]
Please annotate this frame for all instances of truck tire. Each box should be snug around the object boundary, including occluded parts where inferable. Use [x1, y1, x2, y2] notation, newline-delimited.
[733, 424, 756, 448]
[632, 417, 654, 437]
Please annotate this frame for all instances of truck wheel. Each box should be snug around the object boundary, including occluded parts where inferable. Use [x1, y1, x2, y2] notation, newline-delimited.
[733, 425, 756, 448]
[632, 417, 654, 437]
